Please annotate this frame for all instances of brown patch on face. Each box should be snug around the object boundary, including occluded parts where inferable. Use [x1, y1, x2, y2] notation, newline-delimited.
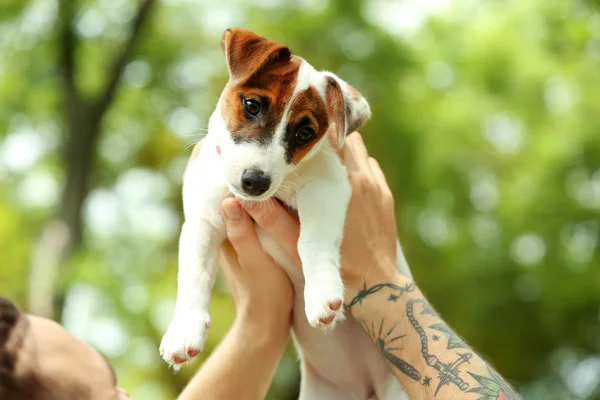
[219, 28, 301, 145]
[282, 85, 329, 164]
[220, 56, 301, 145]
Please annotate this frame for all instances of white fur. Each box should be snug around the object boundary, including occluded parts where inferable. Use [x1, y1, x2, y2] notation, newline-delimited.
[160, 59, 412, 398]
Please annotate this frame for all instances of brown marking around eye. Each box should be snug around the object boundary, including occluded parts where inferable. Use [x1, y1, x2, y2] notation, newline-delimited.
[220, 56, 301, 144]
[283, 85, 329, 164]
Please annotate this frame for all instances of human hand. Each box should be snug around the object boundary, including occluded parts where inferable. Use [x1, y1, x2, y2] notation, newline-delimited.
[334, 133, 399, 293]
[219, 199, 295, 334]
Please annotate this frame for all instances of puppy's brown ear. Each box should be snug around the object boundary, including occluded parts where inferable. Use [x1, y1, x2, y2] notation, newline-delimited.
[221, 28, 291, 87]
[325, 73, 371, 148]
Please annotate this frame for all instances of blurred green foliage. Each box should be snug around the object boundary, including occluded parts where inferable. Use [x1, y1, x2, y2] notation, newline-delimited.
[0, 0, 599, 399]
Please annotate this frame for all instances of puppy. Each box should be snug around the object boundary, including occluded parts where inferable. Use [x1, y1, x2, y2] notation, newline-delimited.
[160, 28, 413, 399]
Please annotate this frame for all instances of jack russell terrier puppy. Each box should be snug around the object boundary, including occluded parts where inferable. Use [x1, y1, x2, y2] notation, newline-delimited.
[160, 28, 414, 399]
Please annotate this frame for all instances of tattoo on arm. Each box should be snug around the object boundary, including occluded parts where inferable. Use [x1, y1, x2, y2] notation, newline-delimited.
[407, 299, 472, 394]
[346, 282, 415, 310]
[347, 282, 521, 400]
[467, 366, 521, 400]
[358, 318, 421, 381]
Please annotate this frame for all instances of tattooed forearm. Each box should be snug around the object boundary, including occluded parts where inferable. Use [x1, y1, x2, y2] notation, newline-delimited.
[407, 299, 471, 394]
[467, 365, 521, 400]
[406, 299, 520, 399]
[359, 318, 421, 381]
[346, 282, 415, 310]
[347, 280, 521, 399]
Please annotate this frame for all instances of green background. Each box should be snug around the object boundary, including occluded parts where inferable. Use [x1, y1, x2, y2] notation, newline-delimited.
[0, 0, 599, 398]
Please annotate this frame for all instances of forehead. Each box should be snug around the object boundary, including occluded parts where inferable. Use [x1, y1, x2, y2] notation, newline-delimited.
[244, 55, 303, 106]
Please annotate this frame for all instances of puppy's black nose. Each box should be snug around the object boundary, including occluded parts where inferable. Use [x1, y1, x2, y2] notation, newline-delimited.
[241, 168, 271, 196]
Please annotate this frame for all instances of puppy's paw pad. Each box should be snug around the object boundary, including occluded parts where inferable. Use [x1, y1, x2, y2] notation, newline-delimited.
[159, 311, 210, 368]
[173, 355, 187, 364]
[305, 295, 345, 331]
[187, 349, 200, 357]
[306, 307, 344, 331]
[328, 300, 342, 311]
[304, 271, 345, 331]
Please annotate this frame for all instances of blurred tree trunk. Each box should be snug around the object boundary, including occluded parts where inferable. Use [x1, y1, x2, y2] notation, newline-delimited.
[28, 0, 157, 319]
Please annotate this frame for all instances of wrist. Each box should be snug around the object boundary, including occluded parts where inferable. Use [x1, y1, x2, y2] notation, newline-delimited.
[344, 266, 415, 319]
[343, 256, 398, 300]
[235, 308, 291, 346]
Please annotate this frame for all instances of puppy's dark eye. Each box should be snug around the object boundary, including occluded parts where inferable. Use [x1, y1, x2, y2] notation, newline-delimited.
[296, 127, 315, 145]
[242, 98, 261, 117]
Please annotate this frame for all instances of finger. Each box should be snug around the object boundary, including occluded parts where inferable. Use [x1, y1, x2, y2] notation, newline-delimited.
[220, 198, 266, 266]
[218, 240, 240, 283]
[345, 133, 372, 174]
[183, 140, 203, 182]
[241, 199, 302, 268]
[368, 157, 391, 193]
[220, 240, 238, 265]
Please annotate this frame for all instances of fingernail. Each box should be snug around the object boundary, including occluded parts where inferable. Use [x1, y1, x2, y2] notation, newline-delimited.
[223, 203, 242, 221]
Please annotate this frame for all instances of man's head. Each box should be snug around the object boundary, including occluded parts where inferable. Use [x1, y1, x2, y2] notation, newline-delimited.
[213, 28, 371, 200]
[0, 298, 128, 399]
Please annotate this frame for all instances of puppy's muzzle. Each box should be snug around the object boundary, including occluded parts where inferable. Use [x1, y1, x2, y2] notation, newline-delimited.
[241, 167, 272, 196]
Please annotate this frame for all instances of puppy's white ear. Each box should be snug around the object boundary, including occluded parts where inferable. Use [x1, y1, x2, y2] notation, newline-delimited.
[324, 73, 371, 148]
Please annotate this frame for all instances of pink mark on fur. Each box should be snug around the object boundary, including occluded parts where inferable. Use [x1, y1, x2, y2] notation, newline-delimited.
[216, 145, 221, 156]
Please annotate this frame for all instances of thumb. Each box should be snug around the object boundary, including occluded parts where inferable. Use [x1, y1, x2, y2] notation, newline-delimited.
[220, 198, 262, 260]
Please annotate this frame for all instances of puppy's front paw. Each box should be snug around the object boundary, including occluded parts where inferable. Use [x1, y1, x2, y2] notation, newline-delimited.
[159, 310, 210, 370]
[304, 273, 345, 331]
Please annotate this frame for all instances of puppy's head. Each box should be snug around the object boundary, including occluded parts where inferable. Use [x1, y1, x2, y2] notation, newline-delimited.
[216, 28, 371, 200]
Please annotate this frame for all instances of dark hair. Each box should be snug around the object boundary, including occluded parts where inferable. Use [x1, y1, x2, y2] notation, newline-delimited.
[0, 297, 45, 400]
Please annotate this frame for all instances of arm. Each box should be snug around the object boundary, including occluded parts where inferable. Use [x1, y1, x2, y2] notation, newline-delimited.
[160, 142, 230, 367]
[178, 311, 289, 400]
[338, 134, 520, 399]
[345, 270, 519, 400]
